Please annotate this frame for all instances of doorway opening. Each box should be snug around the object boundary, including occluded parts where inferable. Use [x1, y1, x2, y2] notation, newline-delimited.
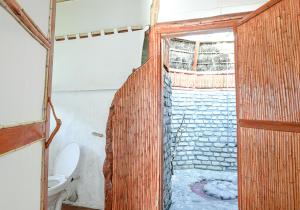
[162, 28, 238, 210]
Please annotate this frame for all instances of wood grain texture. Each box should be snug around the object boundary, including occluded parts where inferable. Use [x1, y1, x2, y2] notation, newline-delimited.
[104, 58, 162, 210]
[43, 0, 56, 209]
[240, 128, 300, 210]
[236, 0, 300, 122]
[0, 122, 45, 155]
[156, 12, 250, 36]
[236, 0, 300, 209]
[169, 69, 235, 89]
[239, 119, 300, 133]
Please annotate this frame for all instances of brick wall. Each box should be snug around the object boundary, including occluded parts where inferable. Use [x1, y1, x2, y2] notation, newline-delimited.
[171, 89, 237, 171]
[163, 72, 172, 210]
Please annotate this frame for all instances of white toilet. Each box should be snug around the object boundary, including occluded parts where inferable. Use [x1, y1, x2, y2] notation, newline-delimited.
[48, 143, 80, 210]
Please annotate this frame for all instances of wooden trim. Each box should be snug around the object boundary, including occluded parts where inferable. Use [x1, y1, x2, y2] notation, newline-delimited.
[43, 0, 56, 209]
[1, 0, 51, 49]
[169, 68, 234, 75]
[238, 0, 283, 26]
[45, 98, 62, 148]
[233, 26, 242, 210]
[148, 12, 253, 210]
[239, 119, 300, 133]
[0, 122, 45, 155]
[150, 0, 160, 26]
[156, 12, 251, 35]
[192, 41, 200, 71]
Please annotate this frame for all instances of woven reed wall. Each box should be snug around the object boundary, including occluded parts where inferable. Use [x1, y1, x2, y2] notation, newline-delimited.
[169, 70, 235, 89]
[237, 0, 300, 122]
[236, 0, 300, 209]
[240, 128, 300, 210]
[104, 58, 161, 210]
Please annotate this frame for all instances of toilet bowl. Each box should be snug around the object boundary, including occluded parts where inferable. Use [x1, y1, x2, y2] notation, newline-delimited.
[48, 143, 80, 210]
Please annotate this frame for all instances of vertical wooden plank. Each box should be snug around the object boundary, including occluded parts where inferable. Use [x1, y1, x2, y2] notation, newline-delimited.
[236, 0, 300, 209]
[104, 58, 162, 210]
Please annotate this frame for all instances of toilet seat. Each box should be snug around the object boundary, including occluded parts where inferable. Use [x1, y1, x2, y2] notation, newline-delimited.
[48, 175, 67, 197]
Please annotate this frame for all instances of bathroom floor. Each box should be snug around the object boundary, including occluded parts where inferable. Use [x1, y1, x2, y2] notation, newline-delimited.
[170, 169, 238, 210]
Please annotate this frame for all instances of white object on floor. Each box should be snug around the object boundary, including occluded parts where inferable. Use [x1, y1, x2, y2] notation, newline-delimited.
[48, 143, 80, 210]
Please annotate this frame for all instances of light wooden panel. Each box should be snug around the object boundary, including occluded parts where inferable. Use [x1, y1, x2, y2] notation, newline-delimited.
[236, 0, 300, 122]
[169, 69, 235, 89]
[104, 58, 162, 210]
[240, 128, 300, 210]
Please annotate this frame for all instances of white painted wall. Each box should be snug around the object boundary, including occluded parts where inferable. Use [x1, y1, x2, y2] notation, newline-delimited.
[0, 7, 47, 127]
[0, 1, 50, 209]
[50, 30, 144, 209]
[17, 0, 51, 35]
[53, 30, 145, 91]
[55, 0, 151, 35]
[0, 141, 44, 210]
[49, 90, 115, 209]
[158, 0, 268, 22]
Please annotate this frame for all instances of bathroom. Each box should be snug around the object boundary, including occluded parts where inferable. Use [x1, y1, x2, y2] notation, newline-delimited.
[1, 1, 299, 210]
[47, 1, 267, 210]
[47, 1, 148, 209]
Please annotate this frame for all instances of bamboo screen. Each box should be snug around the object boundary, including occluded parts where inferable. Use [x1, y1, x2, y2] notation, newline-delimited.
[169, 70, 235, 89]
[104, 58, 162, 210]
[240, 128, 300, 210]
[237, 0, 300, 122]
[236, 0, 300, 209]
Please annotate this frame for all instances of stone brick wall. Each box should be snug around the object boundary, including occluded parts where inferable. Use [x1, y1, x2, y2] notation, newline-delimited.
[171, 89, 237, 171]
[163, 72, 172, 210]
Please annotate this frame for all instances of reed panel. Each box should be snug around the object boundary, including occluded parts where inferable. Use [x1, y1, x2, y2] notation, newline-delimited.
[169, 70, 235, 89]
[240, 128, 300, 210]
[104, 58, 162, 210]
[236, 0, 300, 122]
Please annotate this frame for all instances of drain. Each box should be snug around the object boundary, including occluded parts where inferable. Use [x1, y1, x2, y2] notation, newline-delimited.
[191, 179, 237, 200]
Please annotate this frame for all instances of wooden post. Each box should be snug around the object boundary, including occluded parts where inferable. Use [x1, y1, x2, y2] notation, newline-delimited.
[192, 41, 200, 71]
[150, 0, 160, 26]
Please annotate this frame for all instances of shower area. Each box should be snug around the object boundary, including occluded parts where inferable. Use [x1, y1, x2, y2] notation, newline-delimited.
[163, 29, 238, 210]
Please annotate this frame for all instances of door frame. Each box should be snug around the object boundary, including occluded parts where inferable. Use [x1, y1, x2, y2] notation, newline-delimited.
[0, 1, 56, 209]
[148, 11, 250, 210]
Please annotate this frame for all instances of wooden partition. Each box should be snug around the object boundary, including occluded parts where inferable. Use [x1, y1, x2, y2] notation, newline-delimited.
[104, 58, 162, 210]
[169, 69, 235, 89]
[0, 1, 56, 210]
[236, 0, 300, 209]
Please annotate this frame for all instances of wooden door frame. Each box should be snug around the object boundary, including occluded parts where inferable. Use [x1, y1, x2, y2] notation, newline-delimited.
[148, 11, 250, 210]
[0, 1, 56, 209]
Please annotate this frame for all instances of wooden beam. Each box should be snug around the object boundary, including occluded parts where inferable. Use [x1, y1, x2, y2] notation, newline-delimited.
[156, 12, 251, 35]
[1, 0, 51, 49]
[0, 122, 45, 155]
[239, 119, 300, 133]
[238, 0, 283, 26]
[192, 41, 200, 71]
[43, 0, 56, 209]
[150, 0, 160, 26]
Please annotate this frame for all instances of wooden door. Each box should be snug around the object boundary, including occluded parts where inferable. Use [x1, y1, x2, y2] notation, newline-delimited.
[235, 0, 300, 209]
[104, 57, 162, 210]
[0, 1, 56, 210]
